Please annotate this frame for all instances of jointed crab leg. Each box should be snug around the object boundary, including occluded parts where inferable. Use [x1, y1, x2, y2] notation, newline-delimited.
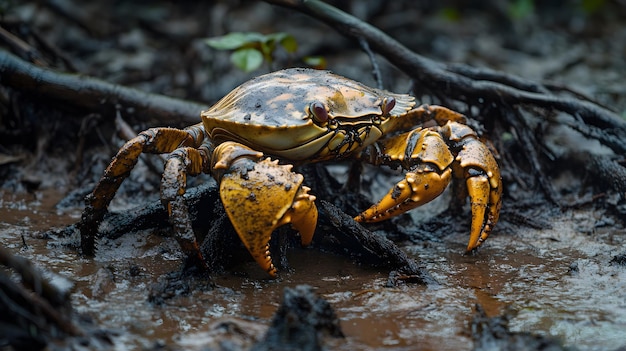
[378, 104, 467, 136]
[160, 143, 212, 267]
[78, 124, 207, 260]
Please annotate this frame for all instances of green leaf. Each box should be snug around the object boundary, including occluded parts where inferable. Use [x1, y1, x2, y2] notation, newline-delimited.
[205, 32, 264, 51]
[279, 35, 298, 53]
[508, 0, 534, 20]
[264, 32, 297, 53]
[303, 56, 326, 69]
[230, 48, 264, 72]
[265, 32, 287, 42]
[205, 31, 299, 71]
[581, 0, 606, 14]
[259, 41, 275, 61]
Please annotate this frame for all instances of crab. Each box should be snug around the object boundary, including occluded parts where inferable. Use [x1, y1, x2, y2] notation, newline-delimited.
[77, 68, 502, 277]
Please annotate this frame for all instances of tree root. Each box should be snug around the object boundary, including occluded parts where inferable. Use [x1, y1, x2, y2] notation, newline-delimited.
[0, 50, 206, 126]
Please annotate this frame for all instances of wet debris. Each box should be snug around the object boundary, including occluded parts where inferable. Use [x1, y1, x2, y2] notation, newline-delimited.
[148, 267, 215, 305]
[251, 285, 344, 351]
[146, 285, 343, 351]
[0, 247, 112, 350]
[471, 304, 572, 351]
[316, 200, 436, 285]
[579, 153, 626, 197]
[609, 253, 626, 267]
[168, 318, 268, 351]
[567, 261, 579, 275]
[384, 269, 433, 287]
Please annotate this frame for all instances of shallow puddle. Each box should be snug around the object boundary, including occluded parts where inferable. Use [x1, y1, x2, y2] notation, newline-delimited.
[1, 189, 625, 350]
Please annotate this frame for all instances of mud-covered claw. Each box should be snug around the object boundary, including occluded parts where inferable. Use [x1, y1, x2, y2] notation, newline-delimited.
[218, 157, 317, 277]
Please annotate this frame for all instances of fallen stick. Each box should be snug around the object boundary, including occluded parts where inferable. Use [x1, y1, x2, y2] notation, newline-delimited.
[0, 50, 207, 126]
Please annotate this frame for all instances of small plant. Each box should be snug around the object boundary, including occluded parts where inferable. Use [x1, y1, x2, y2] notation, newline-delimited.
[508, 0, 535, 21]
[205, 32, 297, 72]
[580, 0, 606, 14]
[205, 31, 326, 72]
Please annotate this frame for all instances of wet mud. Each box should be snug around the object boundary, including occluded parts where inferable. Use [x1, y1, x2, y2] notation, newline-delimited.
[1, 187, 625, 350]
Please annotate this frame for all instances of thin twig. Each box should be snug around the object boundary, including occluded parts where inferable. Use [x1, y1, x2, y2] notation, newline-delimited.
[507, 108, 559, 205]
[357, 37, 383, 90]
[0, 26, 48, 66]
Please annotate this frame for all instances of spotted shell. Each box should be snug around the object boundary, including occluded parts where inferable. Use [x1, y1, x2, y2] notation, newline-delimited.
[201, 68, 415, 160]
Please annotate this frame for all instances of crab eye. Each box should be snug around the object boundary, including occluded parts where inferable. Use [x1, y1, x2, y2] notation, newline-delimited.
[381, 97, 396, 115]
[310, 101, 329, 123]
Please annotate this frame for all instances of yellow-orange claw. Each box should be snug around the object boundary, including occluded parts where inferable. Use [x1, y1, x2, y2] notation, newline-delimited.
[355, 169, 452, 223]
[453, 132, 502, 253]
[464, 170, 501, 252]
[218, 158, 318, 277]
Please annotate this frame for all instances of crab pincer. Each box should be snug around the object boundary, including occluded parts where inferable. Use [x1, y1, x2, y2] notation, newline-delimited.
[212, 142, 318, 277]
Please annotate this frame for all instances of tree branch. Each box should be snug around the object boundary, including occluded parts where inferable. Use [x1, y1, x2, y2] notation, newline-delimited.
[0, 50, 207, 126]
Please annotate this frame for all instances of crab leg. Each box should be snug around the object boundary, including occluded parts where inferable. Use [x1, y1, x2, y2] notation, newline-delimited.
[212, 142, 318, 277]
[77, 124, 207, 259]
[160, 143, 211, 267]
[378, 104, 467, 136]
[355, 167, 452, 223]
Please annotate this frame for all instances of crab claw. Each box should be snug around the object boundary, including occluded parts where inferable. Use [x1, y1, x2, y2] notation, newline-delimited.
[355, 166, 452, 223]
[355, 128, 455, 225]
[218, 157, 317, 277]
[355, 122, 502, 253]
[454, 140, 502, 253]
[464, 171, 499, 251]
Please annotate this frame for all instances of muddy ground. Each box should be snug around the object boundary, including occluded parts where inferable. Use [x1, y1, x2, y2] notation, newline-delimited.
[1, 1, 626, 350]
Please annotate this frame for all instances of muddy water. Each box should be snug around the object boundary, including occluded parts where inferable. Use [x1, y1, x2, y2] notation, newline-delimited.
[1, 189, 625, 350]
